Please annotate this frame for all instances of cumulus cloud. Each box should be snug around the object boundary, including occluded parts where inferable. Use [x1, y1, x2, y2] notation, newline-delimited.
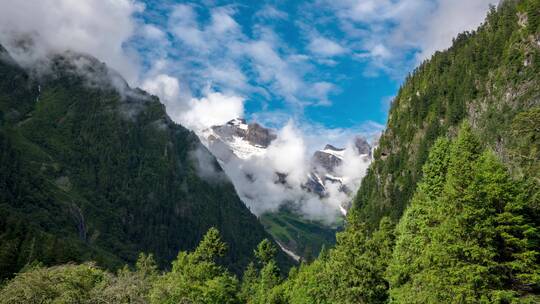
[337, 141, 371, 189]
[155, 3, 337, 107]
[180, 92, 245, 132]
[142, 74, 245, 132]
[266, 122, 309, 186]
[140, 24, 167, 41]
[0, 0, 142, 84]
[142, 74, 182, 108]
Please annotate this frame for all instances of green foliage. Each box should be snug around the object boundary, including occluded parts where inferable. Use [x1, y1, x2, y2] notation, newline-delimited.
[319, 216, 394, 304]
[149, 228, 240, 304]
[353, 0, 540, 230]
[96, 253, 158, 303]
[0, 229, 243, 304]
[0, 263, 108, 304]
[283, 258, 330, 304]
[387, 124, 540, 303]
[260, 206, 338, 262]
[240, 239, 285, 304]
[254, 239, 277, 265]
[527, 0, 540, 33]
[0, 47, 287, 280]
[279, 214, 395, 304]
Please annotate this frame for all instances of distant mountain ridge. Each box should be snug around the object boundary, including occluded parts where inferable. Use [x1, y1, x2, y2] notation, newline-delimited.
[203, 118, 372, 212]
[200, 118, 372, 259]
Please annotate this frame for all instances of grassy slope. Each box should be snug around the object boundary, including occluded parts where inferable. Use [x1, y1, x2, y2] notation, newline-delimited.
[260, 206, 340, 261]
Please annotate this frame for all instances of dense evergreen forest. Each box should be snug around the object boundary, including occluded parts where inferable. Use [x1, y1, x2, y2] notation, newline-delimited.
[354, 0, 540, 230]
[0, 44, 290, 281]
[1, 0, 539, 303]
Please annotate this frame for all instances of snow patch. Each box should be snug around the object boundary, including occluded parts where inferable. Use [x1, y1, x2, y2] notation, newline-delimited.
[321, 148, 345, 159]
[276, 241, 301, 262]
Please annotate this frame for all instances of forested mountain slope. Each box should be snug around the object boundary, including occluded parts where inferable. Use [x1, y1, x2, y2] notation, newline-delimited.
[354, 0, 540, 229]
[0, 44, 287, 280]
[1, 1, 539, 303]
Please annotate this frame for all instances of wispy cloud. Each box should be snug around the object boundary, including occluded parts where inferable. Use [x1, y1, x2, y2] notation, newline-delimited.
[311, 0, 499, 76]
[307, 36, 348, 57]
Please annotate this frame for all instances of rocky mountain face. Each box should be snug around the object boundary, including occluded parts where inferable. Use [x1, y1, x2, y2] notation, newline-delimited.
[307, 139, 372, 201]
[203, 118, 372, 213]
[200, 118, 372, 259]
[0, 45, 290, 280]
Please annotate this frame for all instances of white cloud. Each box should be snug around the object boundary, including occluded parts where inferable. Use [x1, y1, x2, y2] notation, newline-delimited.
[0, 0, 142, 84]
[141, 24, 167, 41]
[413, 0, 499, 60]
[180, 91, 245, 132]
[142, 73, 185, 115]
[203, 118, 379, 224]
[321, 0, 499, 74]
[266, 122, 308, 186]
[255, 5, 288, 20]
[162, 5, 336, 108]
[308, 36, 348, 57]
[142, 72, 245, 133]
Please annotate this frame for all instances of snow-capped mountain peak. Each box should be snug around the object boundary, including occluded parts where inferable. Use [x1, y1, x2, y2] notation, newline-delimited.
[200, 118, 373, 216]
[201, 118, 275, 160]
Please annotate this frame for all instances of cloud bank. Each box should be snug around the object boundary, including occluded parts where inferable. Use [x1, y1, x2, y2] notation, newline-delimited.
[0, 0, 142, 84]
[217, 123, 373, 224]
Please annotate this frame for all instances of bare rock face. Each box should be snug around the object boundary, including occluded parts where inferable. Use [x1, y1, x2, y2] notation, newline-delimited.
[312, 147, 344, 174]
[303, 172, 326, 195]
[211, 118, 248, 141]
[354, 136, 372, 156]
[210, 119, 277, 149]
[246, 123, 277, 147]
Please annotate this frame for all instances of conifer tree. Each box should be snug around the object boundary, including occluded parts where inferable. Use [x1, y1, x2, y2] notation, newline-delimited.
[241, 238, 283, 304]
[388, 123, 540, 303]
[149, 228, 239, 304]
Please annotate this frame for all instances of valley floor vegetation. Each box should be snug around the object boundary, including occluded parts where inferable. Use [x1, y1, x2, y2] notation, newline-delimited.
[1, 123, 538, 304]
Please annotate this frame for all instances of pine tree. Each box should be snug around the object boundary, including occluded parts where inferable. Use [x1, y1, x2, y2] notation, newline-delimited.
[388, 123, 540, 303]
[149, 228, 239, 304]
[241, 239, 283, 304]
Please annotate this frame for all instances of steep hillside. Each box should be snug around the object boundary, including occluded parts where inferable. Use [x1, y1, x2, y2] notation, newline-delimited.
[354, 0, 540, 229]
[0, 46, 288, 279]
[0, 1, 539, 303]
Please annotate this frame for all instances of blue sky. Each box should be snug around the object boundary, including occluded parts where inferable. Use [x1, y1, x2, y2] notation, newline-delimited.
[0, 0, 499, 219]
[127, 0, 496, 139]
[0, 0, 497, 147]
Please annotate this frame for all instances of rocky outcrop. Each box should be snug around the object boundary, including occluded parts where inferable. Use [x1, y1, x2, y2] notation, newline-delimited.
[246, 122, 277, 147]
[312, 145, 345, 174]
[354, 136, 372, 156]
